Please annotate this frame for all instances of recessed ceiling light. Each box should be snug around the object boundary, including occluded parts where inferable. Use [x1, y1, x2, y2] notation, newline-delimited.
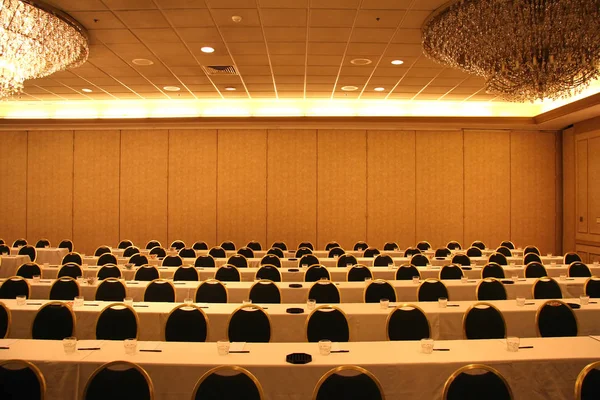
[341, 86, 358, 91]
[391, 59, 404, 65]
[163, 86, 181, 92]
[225, 87, 236, 91]
[350, 58, 372, 65]
[132, 58, 154, 66]
[232, 15, 242, 23]
[201, 46, 215, 53]
[374, 87, 385, 92]
[81, 88, 92, 93]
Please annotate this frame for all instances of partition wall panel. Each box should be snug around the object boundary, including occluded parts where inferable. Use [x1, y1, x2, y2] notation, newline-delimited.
[588, 137, 600, 235]
[0, 131, 27, 242]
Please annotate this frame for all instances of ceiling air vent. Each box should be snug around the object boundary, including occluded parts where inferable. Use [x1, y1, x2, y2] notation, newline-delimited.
[202, 65, 238, 75]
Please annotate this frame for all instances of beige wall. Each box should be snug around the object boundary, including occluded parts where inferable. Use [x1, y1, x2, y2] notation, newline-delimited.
[0, 128, 560, 255]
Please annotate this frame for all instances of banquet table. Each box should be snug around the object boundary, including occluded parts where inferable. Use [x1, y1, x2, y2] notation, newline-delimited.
[0, 255, 31, 276]
[4, 298, 600, 343]
[1, 336, 599, 400]
[7, 247, 69, 265]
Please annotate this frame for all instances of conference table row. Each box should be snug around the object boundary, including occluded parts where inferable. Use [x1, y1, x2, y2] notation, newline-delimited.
[0, 336, 598, 400]
[3, 297, 600, 342]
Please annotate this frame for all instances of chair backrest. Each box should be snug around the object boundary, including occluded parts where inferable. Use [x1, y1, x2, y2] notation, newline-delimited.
[387, 304, 431, 341]
[435, 248, 452, 258]
[195, 255, 216, 268]
[58, 263, 83, 279]
[195, 279, 228, 303]
[95, 303, 138, 340]
[0, 276, 30, 299]
[523, 252, 542, 265]
[145, 240, 161, 250]
[536, 300, 578, 337]
[149, 247, 166, 258]
[364, 279, 397, 302]
[58, 239, 74, 252]
[12, 238, 28, 247]
[249, 280, 281, 304]
[267, 247, 284, 258]
[94, 246, 112, 257]
[83, 361, 153, 400]
[353, 241, 368, 251]
[295, 247, 313, 258]
[463, 302, 506, 339]
[16, 263, 41, 279]
[383, 242, 399, 251]
[575, 361, 600, 400]
[117, 240, 134, 249]
[35, 239, 50, 249]
[395, 265, 421, 280]
[49, 277, 80, 300]
[271, 241, 287, 251]
[32, 302, 75, 340]
[417, 279, 449, 301]
[246, 241, 262, 251]
[410, 254, 430, 267]
[305, 265, 331, 282]
[165, 305, 208, 342]
[523, 245, 540, 255]
[144, 279, 175, 302]
[133, 265, 160, 281]
[337, 254, 358, 268]
[220, 241, 236, 251]
[466, 247, 483, 257]
[129, 253, 149, 266]
[178, 247, 196, 258]
[416, 241, 431, 251]
[373, 254, 393, 267]
[476, 278, 507, 301]
[532, 277, 562, 299]
[227, 305, 271, 342]
[208, 246, 227, 258]
[255, 265, 282, 282]
[308, 280, 340, 303]
[471, 240, 486, 250]
[161, 255, 183, 267]
[228, 254, 248, 268]
[325, 241, 340, 251]
[261, 254, 282, 268]
[327, 247, 345, 258]
[298, 254, 319, 268]
[0, 360, 46, 400]
[443, 364, 512, 400]
[481, 263, 505, 279]
[170, 240, 185, 250]
[347, 265, 373, 282]
[500, 240, 515, 250]
[525, 261, 547, 278]
[173, 266, 199, 281]
[439, 265, 464, 280]
[192, 241, 209, 250]
[585, 277, 600, 298]
[95, 279, 127, 302]
[404, 247, 421, 257]
[488, 252, 508, 265]
[237, 246, 255, 259]
[569, 262, 592, 278]
[306, 305, 349, 342]
[0, 244, 9, 255]
[97, 253, 117, 266]
[18, 245, 37, 262]
[451, 254, 471, 266]
[0, 302, 10, 338]
[362, 247, 380, 258]
[447, 241, 461, 250]
[313, 366, 384, 400]
[496, 246, 512, 257]
[215, 265, 241, 282]
[122, 246, 140, 258]
[97, 264, 122, 280]
[564, 252, 582, 265]
[192, 366, 263, 400]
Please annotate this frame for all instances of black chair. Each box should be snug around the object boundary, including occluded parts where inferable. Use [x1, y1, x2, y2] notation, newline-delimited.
[325, 241, 340, 251]
[313, 366, 383, 400]
[195, 255, 216, 268]
[373, 254, 394, 267]
[443, 364, 512, 400]
[170, 240, 185, 250]
[228, 254, 248, 268]
[192, 366, 263, 400]
[58, 263, 83, 279]
[299, 254, 318, 268]
[62, 252, 83, 265]
[306, 306, 349, 342]
[439, 265, 464, 280]
[585, 277, 600, 298]
[404, 247, 421, 257]
[523, 252, 542, 264]
[500, 240, 515, 250]
[149, 247, 167, 258]
[525, 261, 547, 278]
[489, 252, 508, 265]
[227, 305, 271, 342]
[237, 246, 255, 259]
[575, 361, 600, 400]
[463, 303, 506, 339]
[0, 276, 29, 299]
[363, 247, 380, 258]
[34, 239, 50, 248]
[327, 247, 345, 258]
[31, 302, 75, 340]
[383, 242, 399, 251]
[353, 241, 368, 251]
[0, 239, 4, 245]
[0, 360, 46, 400]
[208, 246, 227, 258]
[295, 247, 313, 258]
[271, 241, 287, 251]
[565, 252, 583, 265]
[220, 241, 236, 251]
[523, 245, 540, 255]
[476, 278, 507, 301]
[481, 263, 505, 279]
[0, 244, 10, 255]
[18, 245, 36, 262]
[58, 239, 74, 252]
[178, 247, 196, 258]
[347, 265, 373, 282]
[94, 246, 112, 257]
[471, 240, 486, 250]
[162, 255, 183, 267]
[247, 240, 263, 251]
[122, 246, 140, 258]
[305, 265, 331, 282]
[117, 240, 134, 249]
[83, 361, 152, 400]
[215, 265, 241, 282]
[569, 262, 592, 277]
[435, 248, 452, 258]
[532, 277, 562, 299]
[466, 247, 483, 257]
[337, 254, 358, 268]
[267, 247, 284, 258]
[410, 254, 430, 267]
[0, 302, 10, 338]
[496, 246, 512, 257]
[49, 277, 80, 300]
[129, 253, 149, 266]
[416, 241, 431, 251]
[255, 265, 282, 282]
[95, 304, 138, 340]
[195, 279, 228, 303]
[12, 238, 27, 247]
[536, 300, 578, 337]
[173, 266, 199, 281]
[451, 254, 471, 266]
[261, 254, 282, 268]
[417, 279, 449, 302]
[447, 241, 461, 250]
[249, 280, 281, 304]
[387, 304, 431, 341]
[165, 305, 208, 342]
[133, 265, 159, 281]
[308, 280, 340, 303]
[145, 240, 161, 249]
[16, 262, 41, 279]
[395, 265, 421, 280]
[364, 279, 396, 302]
[192, 241, 209, 250]
[97, 264, 122, 280]
[144, 279, 175, 302]
[98, 253, 117, 266]
[95, 279, 127, 302]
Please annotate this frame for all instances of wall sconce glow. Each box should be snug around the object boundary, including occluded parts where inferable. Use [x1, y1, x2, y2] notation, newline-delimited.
[391, 60, 404, 65]
[374, 87, 385, 92]
[201, 47, 215, 53]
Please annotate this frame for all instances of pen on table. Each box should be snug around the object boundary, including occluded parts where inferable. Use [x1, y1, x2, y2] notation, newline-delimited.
[229, 350, 250, 353]
[140, 349, 162, 352]
[518, 346, 534, 349]
[78, 347, 101, 350]
[446, 304, 460, 307]
[134, 305, 149, 307]
[26, 302, 42, 305]
[524, 302, 535, 305]
[330, 350, 350, 353]
[433, 348, 450, 351]
[0, 346, 10, 350]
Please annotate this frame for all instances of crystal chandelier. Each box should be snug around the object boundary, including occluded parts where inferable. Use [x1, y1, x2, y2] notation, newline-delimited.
[0, 0, 88, 99]
[422, 0, 600, 102]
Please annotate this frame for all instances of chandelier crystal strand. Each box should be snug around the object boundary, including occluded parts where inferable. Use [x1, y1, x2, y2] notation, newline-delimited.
[0, 0, 88, 99]
[422, 0, 600, 102]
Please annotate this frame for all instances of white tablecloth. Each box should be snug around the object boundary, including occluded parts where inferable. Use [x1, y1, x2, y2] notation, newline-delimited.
[0, 255, 32, 276]
[8, 247, 68, 265]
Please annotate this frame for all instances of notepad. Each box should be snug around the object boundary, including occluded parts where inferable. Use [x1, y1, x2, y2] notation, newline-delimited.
[0, 339, 19, 347]
[139, 341, 161, 351]
[229, 342, 246, 352]
[77, 340, 104, 349]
